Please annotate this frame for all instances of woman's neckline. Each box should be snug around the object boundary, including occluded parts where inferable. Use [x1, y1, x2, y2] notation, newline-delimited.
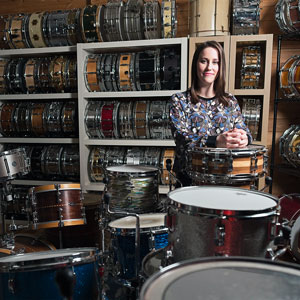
[197, 94, 216, 101]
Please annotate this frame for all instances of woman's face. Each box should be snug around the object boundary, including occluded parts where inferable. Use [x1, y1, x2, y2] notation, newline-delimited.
[197, 47, 220, 88]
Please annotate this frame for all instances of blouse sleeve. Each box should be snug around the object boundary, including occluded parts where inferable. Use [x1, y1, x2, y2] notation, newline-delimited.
[169, 92, 209, 148]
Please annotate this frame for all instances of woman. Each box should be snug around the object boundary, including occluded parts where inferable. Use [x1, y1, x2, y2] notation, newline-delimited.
[170, 40, 252, 186]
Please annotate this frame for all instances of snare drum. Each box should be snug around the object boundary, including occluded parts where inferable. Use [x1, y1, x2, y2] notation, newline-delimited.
[100, 102, 120, 138]
[0, 148, 30, 180]
[30, 184, 85, 229]
[24, 58, 39, 93]
[0, 59, 9, 94]
[42, 144, 63, 177]
[30, 102, 48, 136]
[0, 16, 10, 49]
[61, 101, 78, 136]
[45, 102, 64, 136]
[140, 257, 300, 300]
[0, 102, 16, 137]
[135, 50, 160, 91]
[8, 14, 31, 49]
[188, 144, 267, 188]
[124, 147, 146, 165]
[108, 213, 168, 280]
[28, 12, 47, 48]
[105, 146, 126, 166]
[84, 55, 102, 92]
[160, 148, 176, 185]
[88, 146, 107, 182]
[35, 57, 52, 93]
[66, 8, 81, 45]
[0, 234, 55, 257]
[124, 0, 144, 40]
[189, 0, 230, 36]
[49, 56, 67, 93]
[63, 56, 77, 92]
[106, 164, 159, 213]
[276, 0, 300, 34]
[118, 101, 134, 138]
[133, 100, 150, 138]
[144, 147, 161, 167]
[80, 5, 100, 43]
[167, 186, 278, 262]
[117, 53, 136, 91]
[143, 0, 161, 39]
[61, 144, 80, 179]
[0, 248, 100, 300]
[84, 101, 103, 138]
[149, 101, 166, 139]
[13, 102, 31, 136]
[6, 58, 27, 93]
[28, 146, 46, 178]
[101, 53, 118, 92]
[161, 0, 177, 38]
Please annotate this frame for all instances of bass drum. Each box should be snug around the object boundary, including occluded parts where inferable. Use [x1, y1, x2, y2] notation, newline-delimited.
[140, 257, 300, 300]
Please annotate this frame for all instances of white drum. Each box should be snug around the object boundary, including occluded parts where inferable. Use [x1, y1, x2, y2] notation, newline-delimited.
[166, 186, 278, 262]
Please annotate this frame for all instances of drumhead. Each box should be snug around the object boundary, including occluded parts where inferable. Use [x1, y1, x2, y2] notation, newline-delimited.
[109, 213, 165, 229]
[0, 247, 98, 272]
[168, 186, 277, 211]
[140, 257, 300, 300]
[106, 164, 158, 174]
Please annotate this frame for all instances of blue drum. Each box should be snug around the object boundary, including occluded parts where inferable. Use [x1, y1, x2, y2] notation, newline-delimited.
[0, 247, 101, 300]
[108, 213, 168, 280]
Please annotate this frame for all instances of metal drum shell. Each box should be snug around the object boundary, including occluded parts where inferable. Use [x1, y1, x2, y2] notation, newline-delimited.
[44, 101, 64, 137]
[60, 144, 80, 179]
[5, 58, 27, 94]
[124, 0, 144, 40]
[143, 0, 161, 39]
[161, 0, 177, 38]
[13, 102, 31, 136]
[84, 101, 103, 139]
[118, 101, 134, 138]
[66, 8, 81, 45]
[88, 146, 107, 182]
[42, 144, 63, 177]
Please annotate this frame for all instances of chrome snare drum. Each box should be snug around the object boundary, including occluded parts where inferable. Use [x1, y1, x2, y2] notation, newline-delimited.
[166, 186, 278, 262]
[108, 213, 168, 280]
[105, 164, 159, 213]
[188, 144, 267, 188]
[0, 248, 100, 300]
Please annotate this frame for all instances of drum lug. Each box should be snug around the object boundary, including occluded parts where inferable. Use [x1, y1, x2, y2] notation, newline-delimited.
[8, 277, 16, 294]
[215, 223, 225, 246]
[251, 155, 258, 172]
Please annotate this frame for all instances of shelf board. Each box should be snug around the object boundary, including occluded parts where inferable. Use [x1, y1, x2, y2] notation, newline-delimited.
[0, 138, 79, 144]
[83, 139, 175, 146]
[82, 90, 181, 98]
[0, 93, 78, 100]
[12, 180, 78, 185]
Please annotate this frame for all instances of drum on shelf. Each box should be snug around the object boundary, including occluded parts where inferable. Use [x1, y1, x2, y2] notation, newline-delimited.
[27, 12, 47, 48]
[8, 14, 31, 49]
[101, 53, 118, 92]
[66, 8, 82, 45]
[161, 0, 177, 38]
[0, 248, 100, 300]
[0, 59, 9, 94]
[105, 164, 159, 213]
[160, 47, 180, 90]
[35, 57, 52, 93]
[133, 100, 150, 138]
[61, 145, 80, 179]
[30, 184, 86, 229]
[279, 125, 297, 165]
[108, 213, 168, 280]
[140, 257, 300, 300]
[0, 102, 17, 137]
[166, 186, 278, 262]
[84, 55, 102, 92]
[0, 234, 56, 257]
[44, 10, 70, 47]
[99, 102, 120, 138]
[149, 101, 166, 139]
[279, 55, 300, 98]
[30, 102, 47, 136]
[160, 148, 176, 185]
[117, 53, 136, 91]
[84, 101, 103, 138]
[42, 144, 63, 177]
[188, 144, 267, 189]
[45, 102, 64, 136]
[103, 1, 126, 41]
[28, 146, 46, 178]
[118, 101, 134, 138]
[80, 5, 100, 43]
[49, 56, 67, 93]
[0, 148, 30, 180]
[124, 0, 144, 40]
[164, 101, 172, 139]
[144, 147, 161, 167]
[143, 0, 161, 39]
[124, 147, 145, 165]
[0, 16, 10, 49]
[189, 0, 230, 36]
[24, 58, 39, 93]
[63, 56, 77, 92]
[88, 146, 107, 182]
[6, 58, 27, 93]
[105, 146, 126, 166]
[242, 98, 261, 141]
[13, 102, 31, 136]
[135, 50, 160, 91]
[61, 101, 78, 136]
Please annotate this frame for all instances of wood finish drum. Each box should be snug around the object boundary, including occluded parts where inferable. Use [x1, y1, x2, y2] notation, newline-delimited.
[28, 12, 47, 48]
[84, 55, 102, 92]
[30, 184, 85, 229]
[133, 100, 150, 138]
[0, 16, 10, 49]
[30, 102, 47, 136]
[117, 53, 136, 91]
[0, 102, 17, 137]
[160, 148, 176, 185]
[0, 59, 9, 93]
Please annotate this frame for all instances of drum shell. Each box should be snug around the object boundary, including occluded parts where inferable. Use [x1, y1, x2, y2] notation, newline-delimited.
[0, 59, 9, 93]
[31, 184, 85, 229]
[80, 5, 99, 43]
[60, 144, 80, 179]
[61, 101, 78, 136]
[0, 16, 10, 49]
[143, 1, 161, 39]
[133, 100, 150, 138]
[280, 56, 299, 97]
[88, 146, 106, 182]
[0, 102, 17, 137]
[28, 12, 47, 48]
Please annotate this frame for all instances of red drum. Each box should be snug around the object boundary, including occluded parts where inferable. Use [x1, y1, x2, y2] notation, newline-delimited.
[100, 102, 120, 138]
[30, 184, 86, 229]
[279, 194, 300, 224]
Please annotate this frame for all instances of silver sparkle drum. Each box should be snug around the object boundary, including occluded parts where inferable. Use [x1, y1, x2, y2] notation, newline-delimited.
[118, 101, 134, 138]
[166, 186, 278, 262]
[149, 101, 166, 139]
[124, 0, 144, 40]
[105, 164, 159, 213]
[0, 148, 30, 180]
[143, 0, 161, 39]
[140, 257, 300, 300]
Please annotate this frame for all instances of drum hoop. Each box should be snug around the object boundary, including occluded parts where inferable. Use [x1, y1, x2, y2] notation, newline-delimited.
[33, 183, 81, 193]
[167, 186, 278, 218]
[106, 164, 158, 175]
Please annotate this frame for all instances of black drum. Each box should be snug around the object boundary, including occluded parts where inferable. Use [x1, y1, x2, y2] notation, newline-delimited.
[6, 58, 27, 94]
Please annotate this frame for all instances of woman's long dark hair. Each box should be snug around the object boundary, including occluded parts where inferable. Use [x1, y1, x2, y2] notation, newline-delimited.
[190, 41, 229, 106]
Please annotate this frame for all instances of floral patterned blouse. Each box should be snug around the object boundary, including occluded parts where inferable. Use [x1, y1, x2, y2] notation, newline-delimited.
[169, 90, 252, 185]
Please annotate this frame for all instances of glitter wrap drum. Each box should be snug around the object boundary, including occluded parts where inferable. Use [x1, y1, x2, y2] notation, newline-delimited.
[108, 213, 168, 280]
[188, 144, 267, 188]
[30, 183, 85, 229]
[140, 257, 300, 300]
[166, 186, 278, 262]
[0, 248, 100, 300]
[106, 164, 159, 213]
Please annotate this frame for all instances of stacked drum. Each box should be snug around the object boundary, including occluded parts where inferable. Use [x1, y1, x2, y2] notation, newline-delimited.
[0, 1, 177, 49]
